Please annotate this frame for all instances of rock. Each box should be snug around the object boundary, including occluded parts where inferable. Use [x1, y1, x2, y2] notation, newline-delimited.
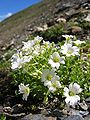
[71, 26, 82, 34]
[3, 106, 12, 113]
[84, 14, 90, 22]
[35, 26, 44, 32]
[55, 2, 71, 14]
[52, 109, 63, 117]
[56, 18, 66, 23]
[64, 115, 84, 120]
[85, 97, 90, 103]
[79, 111, 89, 116]
[47, 20, 55, 27]
[81, 2, 89, 8]
[41, 108, 49, 115]
[43, 24, 48, 31]
[0, 106, 3, 115]
[85, 97, 90, 112]
[4, 112, 25, 119]
[62, 107, 89, 117]
[20, 114, 56, 120]
[84, 115, 90, 120]
[12, 104, 23, 114]
[78, 101, 88, 111]
[65, 9, 76, 16]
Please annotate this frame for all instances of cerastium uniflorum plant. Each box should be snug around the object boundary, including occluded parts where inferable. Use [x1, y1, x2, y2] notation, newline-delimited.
[10, 35, 90, 107]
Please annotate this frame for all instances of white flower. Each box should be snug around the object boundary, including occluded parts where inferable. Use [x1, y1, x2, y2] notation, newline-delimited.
[41, 69, 61, 92]
[48, 77, 61, 92]
[22, 55, 32, 63]
[22, 36, 43, 52]
[48, 52, 65, 69]
[11, 51, 22, 69]
[19, 83, 30, 101]
[62, 35, 74, 40]
[43, 40, 50, 45]
[11, 51, 32, 69]
[62, 35, 76, 44]
[33, 44, 41, 55]
[64, 83, 82, 106]
[22, 40, 34, 51]
[41, 69, 56, 82]
[61, 43, 79, 57]
[34, 36, 43, 42]
[73, 40, 85, 46]
[43, 40, 51, 47]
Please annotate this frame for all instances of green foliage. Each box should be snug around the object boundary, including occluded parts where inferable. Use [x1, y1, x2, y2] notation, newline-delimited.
[41, 23, 67, 41]
[0, 114, 6, 120]
[79, 20, 90, 29]
[0, 59, 10, 70]
[10, 35, 90, 105]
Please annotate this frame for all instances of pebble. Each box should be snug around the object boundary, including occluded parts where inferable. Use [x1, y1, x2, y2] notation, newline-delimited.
[71, 26, 82, 33]
[78, 101, 88, 111]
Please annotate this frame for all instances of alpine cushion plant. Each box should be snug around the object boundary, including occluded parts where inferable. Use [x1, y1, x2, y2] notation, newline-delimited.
[10, 35, 90, 107]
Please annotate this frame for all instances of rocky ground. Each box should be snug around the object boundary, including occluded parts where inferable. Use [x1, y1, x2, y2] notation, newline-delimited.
[0, 0, 90, 120]
[0, 0, 90, 55]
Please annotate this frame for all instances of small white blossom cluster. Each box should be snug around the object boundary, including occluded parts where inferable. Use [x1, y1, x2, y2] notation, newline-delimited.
[11, 51, 32, 69]
[11, 36, 50, 69]
[11, 35, 85, 105]
[61, 35, 85, 57]
[64, 83, 82, 106]
[61, 43, 79, 57]
[41, 69, 61, 92]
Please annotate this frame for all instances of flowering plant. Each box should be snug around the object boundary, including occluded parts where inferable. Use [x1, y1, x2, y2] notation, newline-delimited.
[11, 35, 90, 107]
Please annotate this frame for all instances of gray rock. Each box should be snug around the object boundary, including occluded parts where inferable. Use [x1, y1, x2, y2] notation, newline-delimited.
[85, 97, 90, 112]
[84, 115, 90, 120]
[64, 115, 84, 120]
[0, 106, 3, 115]
[52, 109, 63, 117]
[20, 114, 56, 120]
[85, 97, 90, 103]
[12, 104, 23, 114]
[78, 101, 88, 111]
[84, 14, 90, 22]
[79, 111, 89, 116]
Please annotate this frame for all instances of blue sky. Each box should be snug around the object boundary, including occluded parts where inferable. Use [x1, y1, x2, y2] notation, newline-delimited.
[0, 0, 41, 21]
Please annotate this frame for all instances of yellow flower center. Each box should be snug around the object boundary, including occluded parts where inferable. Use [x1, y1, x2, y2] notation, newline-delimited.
[68, 48, 74, 54]
[24, 87, 30, 94]
[52, 82, 57, 88]
[69, 91, 75, 96]
[53, 57, 59, 62]
[47, 74, 52, 81]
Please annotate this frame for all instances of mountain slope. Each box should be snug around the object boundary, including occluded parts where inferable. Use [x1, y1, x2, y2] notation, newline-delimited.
[0, 0, 89, 52]
[0, 0, 59, 48]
